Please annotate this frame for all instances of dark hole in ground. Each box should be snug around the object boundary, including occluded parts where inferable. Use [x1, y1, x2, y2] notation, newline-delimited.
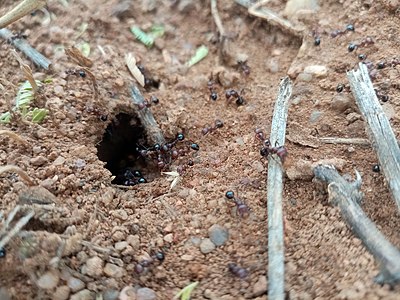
[96, 113, 159, 185]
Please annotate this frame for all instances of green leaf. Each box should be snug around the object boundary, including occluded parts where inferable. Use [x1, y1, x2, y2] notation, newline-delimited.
[30, 108, 48, 123]
[150, 24, 165, 38]
[77, 42, 91, 57]
[0, 112, 11, 123]
[130, 26, 154, 47]
[186, 45, 209, 67]
[174, 282, 199, 300]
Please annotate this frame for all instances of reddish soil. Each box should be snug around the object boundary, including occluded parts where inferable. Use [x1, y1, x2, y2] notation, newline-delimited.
[1, 0, 400, 299]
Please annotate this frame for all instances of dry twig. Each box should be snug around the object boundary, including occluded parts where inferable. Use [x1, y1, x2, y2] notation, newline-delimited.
[319, 137, 370, 146]
[129, 85, 166, 146]
[0, 130, 29, 146]
[314, 165, 400, 286]
[0, 29, 51, 69]
[0, 165, 35, 186]
[267, 77, 292, 300]
[0, 0, 46, 28]
[347, 63, 400, 212]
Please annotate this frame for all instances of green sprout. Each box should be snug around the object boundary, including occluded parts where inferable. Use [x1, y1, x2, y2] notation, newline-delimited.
[0, 80, 48, 124]
[174, 282, 199, 300]
[130, 24, 165, 48]
[186, 45, 209, 67]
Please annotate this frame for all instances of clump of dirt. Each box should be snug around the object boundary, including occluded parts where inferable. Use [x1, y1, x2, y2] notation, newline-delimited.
[0, 0, 400, 299]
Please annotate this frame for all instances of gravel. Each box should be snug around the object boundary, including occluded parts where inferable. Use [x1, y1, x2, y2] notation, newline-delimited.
[200, 238, 216, 254]
[137, 287, 157, 300]
[83, 256, 104, 278]
[37, 271, 59, 290]
[104, 263, 124, 278]
[208, 224, 229, 246]
[67, 277, 85, 293]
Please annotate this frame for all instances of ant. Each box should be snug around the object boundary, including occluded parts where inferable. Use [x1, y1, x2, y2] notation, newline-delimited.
[311, 29, 321, 46]
[348, 36, 374, 52]
[376, 58, 400, 69]
[228, 262, 248, 279]
[255, 129, 288, 163]
[331, 24, 355, 38]
[225, 89, 245, 106]
[207, 80, 218, 101]
[135, 250, 165, 274]
[137, 95, 159, 110]
[375, 89, 389, 102]
[117, 169, 147, 186]
[137, 64, 159, 89]
[202, 119, 223, 135]
[65, 69, 87, 78]
[225, 191, 250, 218]
[7, 32, 28, 44]
[237, 60, 251, 76]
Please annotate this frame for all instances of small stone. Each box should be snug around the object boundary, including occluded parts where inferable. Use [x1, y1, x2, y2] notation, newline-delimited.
[200, 238, 216, 254]
[54, 85, 64, 97]
[253, 275, 268, 297]
[181, 254, 194, 261]
[136, 287, 157, 300]
[266, 59, 279, 73]
[208, 224, 229, 246]
[309, 110, 322, 123]
[67, 277, 85, 293]
[115, 241, 129, 251]
[53, 156, 66, 166]
[84, 256, 103, 278]
[70, 289, 94, 300]
[331, 94, 353, 113]
[303, 65, 328, 78]
[30, 156, 48, 166]
[286, 159, 313, 181]
[104, 263, 124, 278]
[284, 0, 319, 17]
[115, 78, 125, 87]
[164, 233, 173, 243]
[127, 235, 140, 251]
[112, 231, 125, 241]
[53, 286, 70, 300]
[103, 289, 119, 300]
[119, 286, 137, 300]
[297, 72, 313, 82]
[37, 270, 59, 289]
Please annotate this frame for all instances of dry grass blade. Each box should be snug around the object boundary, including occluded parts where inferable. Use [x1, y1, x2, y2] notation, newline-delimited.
[0, 165, 35, 186]
[0, 0, 46, 28]
[65, 46, 93, 68]
[126, 53, 145, 87]
[12, 50, 38, 93]
[1, 206, 21, 235]
[0, 209, 34, 249]
[0, 130, 29, 146]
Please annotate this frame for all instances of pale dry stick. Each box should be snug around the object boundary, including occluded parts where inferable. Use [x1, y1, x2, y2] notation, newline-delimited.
[0, 0, 46, 28]
[210, 0, 225, 38]
[12, 50, 38, 93]
[314, 165, 400, 286]
[267, 76, 292, 300]
[0, 29, 51, 69]
[319, 137, 370, 146]
[347, 63, 400, 212]
[0, 209, 35, 249]
[0, 165, 35, 186]
[130, 85, 166, 146]
[0, 130, 29, 146]
[235, 0, 304, 37]
[0, 206, 21, 236]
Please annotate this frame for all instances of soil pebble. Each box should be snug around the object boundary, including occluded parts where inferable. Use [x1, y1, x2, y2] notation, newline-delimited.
[253, 275, 268, 297]
[136, 287, 157, 300]
[53, 286, 70, 300]
[37, 270, 60, 290]
[103, 289, 119, 300]
[70, 289, 94, 300]
[104, 263, 124, 278]
[303, 65, 328, 78]
[119, 286, 137, 300]
[208, 224, 229, 246]
[200, 238, 216, 254]
[67, 277, 85, 292]
[83, 256, 104, 278]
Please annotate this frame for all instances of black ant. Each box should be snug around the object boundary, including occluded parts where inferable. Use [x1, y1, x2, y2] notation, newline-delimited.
[116, 169, 147, 186]
[348, 36, 374, 52]
[137, 95, 160, 110]
[7, 32, 28, 44]
[207, 80, 218, 101]
[202, 119, 223, 135]
[228, 262, 248, 279]
[375, 89, 389, 102]
[237, 60, 251, 76]
[135, 250, 165, 274]
[331, 24, 355, 38]
[65, 69, 87, 78]
[255, 129, 288, 163]
[311, 29, 321, 46]
[137, 64, 159, 89]
[225, 191, 250, 218]
[225, 89, 245, 106]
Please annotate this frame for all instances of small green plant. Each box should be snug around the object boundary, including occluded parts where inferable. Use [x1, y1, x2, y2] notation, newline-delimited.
[174, 282, 199, 300]
[130, 24, 165, 48]
[0, 80, 48, 124]
[186, 45, 209, 67]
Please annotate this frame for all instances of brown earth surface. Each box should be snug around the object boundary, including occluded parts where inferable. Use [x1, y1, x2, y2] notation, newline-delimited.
[1, 0, 400, 299]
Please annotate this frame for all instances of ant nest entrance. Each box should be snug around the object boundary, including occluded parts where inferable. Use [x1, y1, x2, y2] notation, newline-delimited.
[96, 113, 160, 186]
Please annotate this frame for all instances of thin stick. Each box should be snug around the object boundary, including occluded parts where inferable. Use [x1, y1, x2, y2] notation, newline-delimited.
[0, 165, 35, 186]
[347, 63, 400, 212]
[0, 28, 51, 69]
[267, 77, 292, 300]
[0, 130, 29, 146]
[0, 0, 46, 29]
[319, 137, 370, 146]
[129, 85, 166, 145]
[0, 210, 35, 249]
[211, 0, 225, 38]
[314, 165, 400, 286]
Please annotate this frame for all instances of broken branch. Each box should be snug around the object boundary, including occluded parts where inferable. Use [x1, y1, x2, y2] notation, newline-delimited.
[267, 77, 292, 300]
[0, 0, 46, 28]
[347, 63, 400, 212]
[314, 165, 400, 286]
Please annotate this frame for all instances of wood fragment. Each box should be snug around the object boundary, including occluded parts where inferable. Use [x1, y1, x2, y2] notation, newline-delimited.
[319, 137, 370, 146]
[12, 50, 38, 93]
[0, 165, 35, 186]
[0, 28, 51, 69]
[267, 77, 292, 300]
[126, 53, 145, 87]
[0, 130, 29, 146]
[65, 46, 93, 68]
[210, 0, 227, 64]
[347, 63, 400, 212]
[314, 165, 400, 286]
[0, 0, 46, 29]
[129, 85, 166, 145]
